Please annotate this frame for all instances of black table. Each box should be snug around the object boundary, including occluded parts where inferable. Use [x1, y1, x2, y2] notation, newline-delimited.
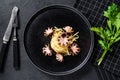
[0, 0, 99, 80]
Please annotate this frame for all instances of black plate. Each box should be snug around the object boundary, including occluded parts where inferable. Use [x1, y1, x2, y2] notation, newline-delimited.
[24, 5, 94, 76]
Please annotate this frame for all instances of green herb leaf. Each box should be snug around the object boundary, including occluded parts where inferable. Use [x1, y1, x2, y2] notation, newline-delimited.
[91, 27, 104, 39]
[115, 36, 120, 42]
[98, 40, 107, 49]
[114, 12, 120, 31]
[107, 20, 112, 31]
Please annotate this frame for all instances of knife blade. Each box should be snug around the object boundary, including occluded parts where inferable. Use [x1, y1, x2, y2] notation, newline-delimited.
[3, 6, 18, 43]
[0, 6, 18, 71]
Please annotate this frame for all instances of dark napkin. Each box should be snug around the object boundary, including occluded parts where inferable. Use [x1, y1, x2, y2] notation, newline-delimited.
[95, 67, 120, 80]
[74, 0, 120, 77]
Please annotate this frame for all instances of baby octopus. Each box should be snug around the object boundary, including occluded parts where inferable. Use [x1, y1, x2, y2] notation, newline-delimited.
[42, 26, 80, 62]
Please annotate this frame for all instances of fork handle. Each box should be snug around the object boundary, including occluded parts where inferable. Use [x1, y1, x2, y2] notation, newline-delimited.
[13, 39, 20, 70]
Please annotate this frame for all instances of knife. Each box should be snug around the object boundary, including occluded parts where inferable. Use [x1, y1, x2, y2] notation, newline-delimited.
[0, 6, 18, 71]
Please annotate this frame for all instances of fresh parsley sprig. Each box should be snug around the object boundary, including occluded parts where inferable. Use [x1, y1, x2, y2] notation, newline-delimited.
[91, 3, 120, 65]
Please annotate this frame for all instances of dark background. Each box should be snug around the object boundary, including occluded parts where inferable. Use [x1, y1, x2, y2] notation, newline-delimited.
[0, 0, 99, 80]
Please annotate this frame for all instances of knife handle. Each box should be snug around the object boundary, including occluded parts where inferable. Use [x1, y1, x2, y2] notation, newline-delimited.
[13, 39, 20, 70]
[0, 42, 8, 72]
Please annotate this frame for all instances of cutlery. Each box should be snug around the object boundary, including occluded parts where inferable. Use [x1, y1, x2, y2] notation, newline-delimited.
[0, 6, 18, 71]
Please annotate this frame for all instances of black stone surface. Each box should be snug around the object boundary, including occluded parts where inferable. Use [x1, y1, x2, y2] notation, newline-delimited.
[0, 0, 99, 80]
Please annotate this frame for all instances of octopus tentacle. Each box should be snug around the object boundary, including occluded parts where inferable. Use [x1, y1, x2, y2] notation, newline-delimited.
[44, 27, 53, 36]
[56, 53, 64, 62]
[42, 44, 52, 56]
[70, 43, 80, 56]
